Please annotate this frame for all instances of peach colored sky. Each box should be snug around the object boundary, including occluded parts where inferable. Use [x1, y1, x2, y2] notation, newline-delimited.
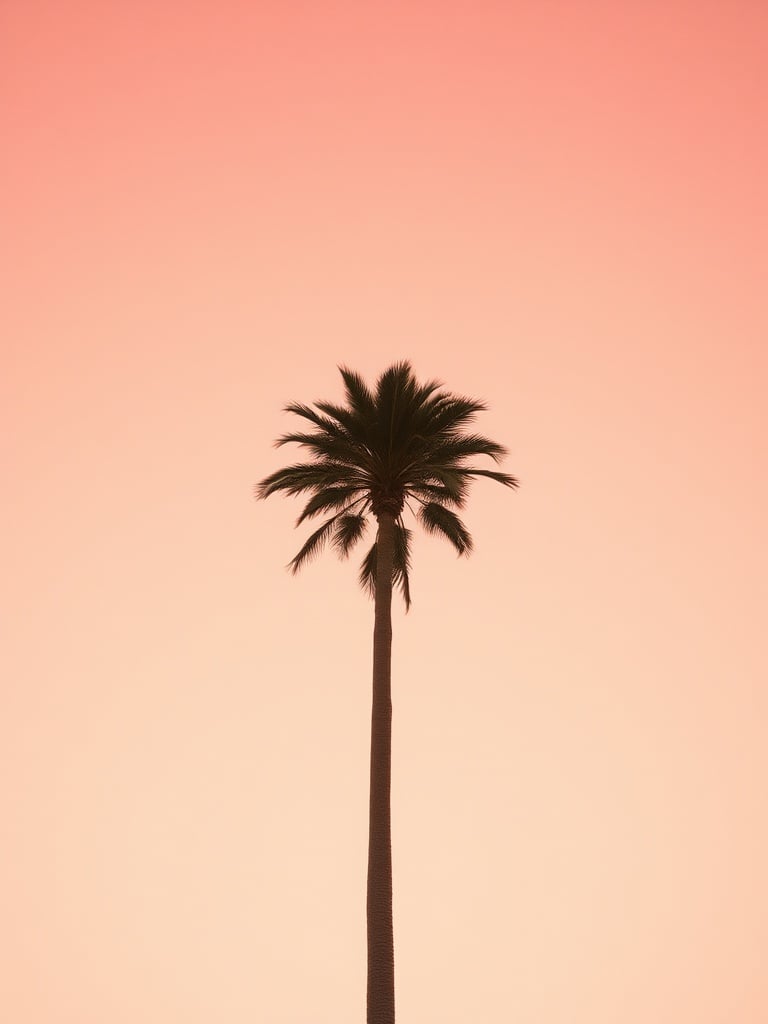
[2, 2, 767, 1021]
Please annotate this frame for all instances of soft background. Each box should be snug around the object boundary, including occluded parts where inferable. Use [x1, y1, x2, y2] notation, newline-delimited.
[2, 2, 766, 1021]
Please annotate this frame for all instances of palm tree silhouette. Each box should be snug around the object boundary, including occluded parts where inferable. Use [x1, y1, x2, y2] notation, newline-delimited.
[256, 361, 517, 1024]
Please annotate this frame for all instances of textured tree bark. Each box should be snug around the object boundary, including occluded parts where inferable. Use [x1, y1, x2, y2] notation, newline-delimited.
[367, 510, 396, 1024]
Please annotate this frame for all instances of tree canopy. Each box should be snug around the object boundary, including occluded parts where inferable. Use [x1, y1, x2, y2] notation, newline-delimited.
[256, 361, 518, 609]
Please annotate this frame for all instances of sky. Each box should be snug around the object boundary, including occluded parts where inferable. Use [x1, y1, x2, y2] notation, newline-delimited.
[2, 1, 767, 1021]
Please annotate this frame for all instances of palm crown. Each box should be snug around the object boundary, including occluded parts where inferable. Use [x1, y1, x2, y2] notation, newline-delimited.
[256, 361, 518, 609]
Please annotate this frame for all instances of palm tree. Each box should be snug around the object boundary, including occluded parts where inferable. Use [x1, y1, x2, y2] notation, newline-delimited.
[256, 361, 517, 1024]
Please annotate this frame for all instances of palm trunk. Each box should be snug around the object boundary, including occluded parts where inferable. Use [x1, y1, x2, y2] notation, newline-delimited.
[367, 511, 396, 1024]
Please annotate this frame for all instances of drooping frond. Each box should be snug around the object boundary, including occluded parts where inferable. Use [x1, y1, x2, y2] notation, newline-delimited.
[356, 522, 413, 610]
[393, 519, 413, 611]
[287, 515, 339, 574]
[417, 502, 473, 555]
[358, 542, 378, 599]
[295, 487, 364, 525]
[332, 512, 368, 557]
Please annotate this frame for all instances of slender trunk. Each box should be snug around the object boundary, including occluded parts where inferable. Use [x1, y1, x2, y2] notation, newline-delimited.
[367, 511, 396, 1024]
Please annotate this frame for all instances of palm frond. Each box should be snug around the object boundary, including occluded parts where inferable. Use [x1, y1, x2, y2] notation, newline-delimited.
[409, 482, 468, 508]
[275, 430, 363, 465]
[313, 400, 362, 436]
[418, 502, 473, 555]
[418, 467, 467, 503]
[393, 519, 413, 610]
[339, 366, 377, 421]
[332, 512, 369, 557]
[282, 402, 347, 437]
[413, 377, 444, 407]
[424, 432, 509, 464]
[458, 467, 520, 488]
[256, 462, 357, 499]
[375, 361, 415, 404]
[358, 542, 378, 599]
[295, 487, 363, 525]
[287, 515, 338, 574]
[424, 395, 487, 434]
[373, 361, 420, 452]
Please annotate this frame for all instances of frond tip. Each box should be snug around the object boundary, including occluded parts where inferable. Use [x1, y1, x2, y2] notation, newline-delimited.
[286, 515, 338, 574]
[417, 503, 473, 556]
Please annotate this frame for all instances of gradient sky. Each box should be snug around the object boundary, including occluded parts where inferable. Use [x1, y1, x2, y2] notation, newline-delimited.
[2, 2, 767, 1022]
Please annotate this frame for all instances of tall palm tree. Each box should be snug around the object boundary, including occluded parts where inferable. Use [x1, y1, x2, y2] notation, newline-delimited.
[256, 361, 517, 1024]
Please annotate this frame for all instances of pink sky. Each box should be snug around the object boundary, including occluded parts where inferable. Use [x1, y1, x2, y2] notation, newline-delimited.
[2, 2, 767, 1021]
